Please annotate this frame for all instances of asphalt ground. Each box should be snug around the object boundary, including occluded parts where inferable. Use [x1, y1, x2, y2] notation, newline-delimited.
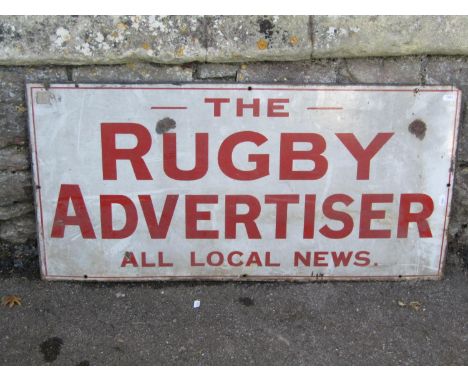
[0, 264, 467, 365]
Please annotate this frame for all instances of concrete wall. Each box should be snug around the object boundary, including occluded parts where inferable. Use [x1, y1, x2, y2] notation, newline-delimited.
[0, 16, 467, 273]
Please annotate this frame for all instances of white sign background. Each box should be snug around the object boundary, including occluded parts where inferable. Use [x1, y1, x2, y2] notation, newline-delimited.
[26, 84, 461, 281]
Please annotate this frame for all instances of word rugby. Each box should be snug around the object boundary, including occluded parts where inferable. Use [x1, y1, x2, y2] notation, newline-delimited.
[26, 84, 461, 281]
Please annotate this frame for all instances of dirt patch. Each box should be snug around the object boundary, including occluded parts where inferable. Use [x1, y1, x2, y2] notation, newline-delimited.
[40, 337, 64, 363]
[238, 297, 255, 306]
[156, 118, 176, 134]
[408, 119, 427, 140]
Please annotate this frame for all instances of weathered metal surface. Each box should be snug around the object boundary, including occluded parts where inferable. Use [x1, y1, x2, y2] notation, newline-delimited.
[26, 84, 461, 281]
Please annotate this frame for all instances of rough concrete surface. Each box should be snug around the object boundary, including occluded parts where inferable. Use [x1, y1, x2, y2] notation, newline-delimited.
[0, 16, 206, 65]
[205, 16, 312, 63]
[312, 16, 468, 58]
[2, 16, 468, 65]
[0, 266, 466, 365]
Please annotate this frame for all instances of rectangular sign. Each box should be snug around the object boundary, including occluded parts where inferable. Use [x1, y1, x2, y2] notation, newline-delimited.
[26, 84, 461, 281]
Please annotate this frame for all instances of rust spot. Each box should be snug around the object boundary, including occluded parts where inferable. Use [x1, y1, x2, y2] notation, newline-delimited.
[156, 118, 176, 134]
[289, 35, 299, 46]
[408, 119, 427, 140]
[141, 42, 150, 50]
[256, 38, 269, 50]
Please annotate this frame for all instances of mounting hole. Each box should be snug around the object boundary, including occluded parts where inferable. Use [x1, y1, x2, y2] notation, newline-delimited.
[83, 274, 88, 279]
[247, 86, 252, 91]
[398, 275, 402, 278]
[447, 183, 451, 187]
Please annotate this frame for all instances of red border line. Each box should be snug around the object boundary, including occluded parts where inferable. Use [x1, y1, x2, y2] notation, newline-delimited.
[44, 274, 439, 280]
[35, 86, 455, 93]
[254, 88, 454, 93]
[30, 87, 47, 276]
[150, 106, 187, 110]
[437, 89, 461, 275]
[29, 85, 459, 280]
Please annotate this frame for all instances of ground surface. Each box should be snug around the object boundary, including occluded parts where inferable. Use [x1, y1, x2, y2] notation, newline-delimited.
[0, 265, 467, 365]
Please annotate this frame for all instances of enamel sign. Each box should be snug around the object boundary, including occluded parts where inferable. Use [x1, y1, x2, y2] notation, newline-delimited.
[26, 84, 461, 281]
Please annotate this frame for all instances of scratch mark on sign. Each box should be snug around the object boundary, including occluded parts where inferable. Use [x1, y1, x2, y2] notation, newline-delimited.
[36, 91, 54, 105]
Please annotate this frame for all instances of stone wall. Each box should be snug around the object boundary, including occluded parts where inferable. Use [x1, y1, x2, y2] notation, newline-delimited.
[0, 16, 467, 273]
